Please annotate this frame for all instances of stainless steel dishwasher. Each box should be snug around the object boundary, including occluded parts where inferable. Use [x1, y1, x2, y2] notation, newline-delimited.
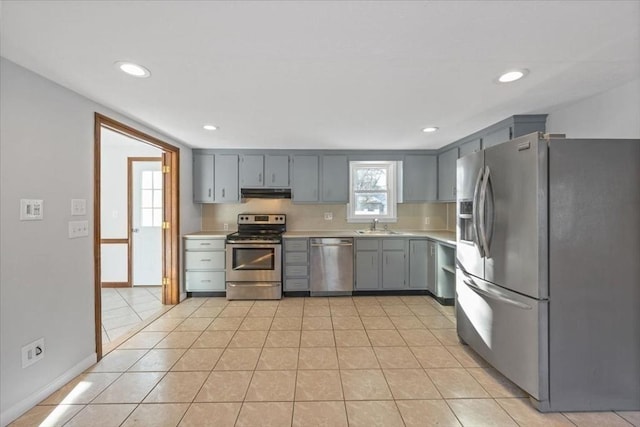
[309, 238, 354, 296]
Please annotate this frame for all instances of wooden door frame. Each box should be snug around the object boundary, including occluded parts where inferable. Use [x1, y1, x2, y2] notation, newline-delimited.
[128, 157, 163, 287]
[94, 113, 180, 359]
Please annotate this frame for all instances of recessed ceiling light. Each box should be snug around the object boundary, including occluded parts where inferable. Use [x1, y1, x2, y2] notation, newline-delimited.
[422, 127, 439, 133]
[115, 61, 151, 78]
[203, 125, 218, 131]
[498, 69, 528, 83]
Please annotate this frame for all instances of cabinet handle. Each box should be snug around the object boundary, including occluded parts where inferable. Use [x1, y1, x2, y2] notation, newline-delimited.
[200, 243, 211, 246]
[222, 188, 225, 198]
[385, 255, 388, 265]
[208, 189, 212, 198]
[201, 280, 211, 283]
[201, 259, 211, 262]
[259, 172, 262, 183]
[271, 173, 275, 183]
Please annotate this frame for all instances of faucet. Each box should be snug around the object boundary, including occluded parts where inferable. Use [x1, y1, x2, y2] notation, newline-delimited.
[371, 218, 379, 231]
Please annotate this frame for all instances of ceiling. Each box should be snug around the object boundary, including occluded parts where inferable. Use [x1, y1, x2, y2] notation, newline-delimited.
[1, 1, 638, 150]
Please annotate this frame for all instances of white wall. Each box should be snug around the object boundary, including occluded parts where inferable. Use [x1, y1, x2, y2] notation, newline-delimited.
[546, 78, 640, 138]
[0, 57, 200, 425]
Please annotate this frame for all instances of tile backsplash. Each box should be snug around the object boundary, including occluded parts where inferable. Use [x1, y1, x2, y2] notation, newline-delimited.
[201, 200, 456, 232]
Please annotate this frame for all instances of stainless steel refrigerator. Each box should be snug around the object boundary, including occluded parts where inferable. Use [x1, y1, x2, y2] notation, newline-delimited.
[456, 132, 640, 412]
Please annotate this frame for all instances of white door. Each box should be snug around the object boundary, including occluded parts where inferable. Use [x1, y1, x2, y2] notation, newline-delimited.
[131, 160, 163, 286]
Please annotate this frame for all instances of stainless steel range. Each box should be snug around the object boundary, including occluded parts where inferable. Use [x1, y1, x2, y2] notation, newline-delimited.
[225, 214, 285, 300]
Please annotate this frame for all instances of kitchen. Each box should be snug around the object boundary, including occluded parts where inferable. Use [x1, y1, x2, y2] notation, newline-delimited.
[2, 1, 640, 426]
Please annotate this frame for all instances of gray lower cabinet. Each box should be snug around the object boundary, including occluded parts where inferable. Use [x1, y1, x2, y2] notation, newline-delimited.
[355, 239, 407, 290]
[403, 155, 437, 202]
[184, 236, 226, 292]
[215, 154, 239, 202]
[283, 238, 310, 291]
[292, 155, 319, 202]
[438, 148, 459, 201]
[193, 154, 214, 203]
[408, 239, 436, 291]
[321, 155, 348, 203]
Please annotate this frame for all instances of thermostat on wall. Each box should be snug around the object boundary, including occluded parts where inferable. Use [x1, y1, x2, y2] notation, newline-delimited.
[20, 199, 44, 220]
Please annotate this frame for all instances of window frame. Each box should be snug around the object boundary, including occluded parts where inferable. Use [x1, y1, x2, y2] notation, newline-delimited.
[347, 160, 398, 223]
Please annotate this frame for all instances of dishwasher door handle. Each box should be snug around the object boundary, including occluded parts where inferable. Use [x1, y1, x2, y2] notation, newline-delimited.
[310, 243, 353, 247]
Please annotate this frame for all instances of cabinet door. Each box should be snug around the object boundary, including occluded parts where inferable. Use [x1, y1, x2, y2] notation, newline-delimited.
[355, 251, 379, 289]
[265, 155, 290, 187]
[193, 154, 214, 203]
[438, 148, 459, 201]
[408, 240, 428, 289]
[403, 155, 437, 202]
[482, 126, 512, 149]
[427, 241, 437, 294]
[215, 154, 239, 202]
[292, 155, 319, 202]
[382, 251, 406, 289]
[321, 155, 348, 203]
[240, 154, 264, 187]
[460, 138, 481, 157]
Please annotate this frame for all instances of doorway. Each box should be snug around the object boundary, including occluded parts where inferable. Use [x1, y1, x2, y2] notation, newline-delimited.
[94, 113, 180, 359]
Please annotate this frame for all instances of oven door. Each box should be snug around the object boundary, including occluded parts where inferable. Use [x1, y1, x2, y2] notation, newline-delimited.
[226, 243, 282, 282]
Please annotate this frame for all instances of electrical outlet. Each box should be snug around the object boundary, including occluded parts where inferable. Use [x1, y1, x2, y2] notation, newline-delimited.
[324, 212, 333, 221]
[22, 338, 45, 368]
[425, 217, 431, 225]
[223, 223, 229, 231]
[68, 220, 89, 238]
[71, 199, 87, 216]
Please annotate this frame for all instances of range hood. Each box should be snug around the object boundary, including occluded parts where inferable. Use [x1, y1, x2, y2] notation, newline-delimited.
[241, 188, 292, 199]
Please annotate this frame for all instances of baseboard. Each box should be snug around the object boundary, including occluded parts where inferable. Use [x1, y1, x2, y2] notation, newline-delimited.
[0, 352, 97, 427]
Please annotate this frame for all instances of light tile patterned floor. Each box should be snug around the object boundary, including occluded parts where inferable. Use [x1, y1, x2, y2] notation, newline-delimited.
[101, 287, 165, 345]
[12, 295, 640, 426]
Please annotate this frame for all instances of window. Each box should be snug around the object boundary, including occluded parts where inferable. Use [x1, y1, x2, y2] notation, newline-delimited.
[141, 170, 163, 227]
[348, 161, 399, 222]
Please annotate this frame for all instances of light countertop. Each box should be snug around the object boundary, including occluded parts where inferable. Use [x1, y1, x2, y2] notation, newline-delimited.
[185, 230, 456, 246]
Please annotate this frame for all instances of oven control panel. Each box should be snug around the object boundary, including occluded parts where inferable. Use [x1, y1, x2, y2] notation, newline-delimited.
[237, 214, 286, 225]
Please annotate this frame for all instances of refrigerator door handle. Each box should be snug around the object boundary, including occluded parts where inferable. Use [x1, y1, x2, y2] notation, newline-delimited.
[463, 278, 533, 310]
[472, 167, 485, 257]
[478, 166, 491, 258]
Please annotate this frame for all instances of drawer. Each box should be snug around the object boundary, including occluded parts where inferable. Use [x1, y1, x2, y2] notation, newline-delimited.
[382, 239, 406, 250]
[184, 238, 225, 250]
[285, 251, 307, 264]
[285, 239, 308, 252]
[284, 278, 309, 291]
[186, 271, 226, 291]
[285, 265, 308, 277]
[185, 251, 225, 269]
[356, 239, 379, 251]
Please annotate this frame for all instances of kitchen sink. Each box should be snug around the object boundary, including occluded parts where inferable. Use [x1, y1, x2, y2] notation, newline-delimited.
[355, 229, 401, 235]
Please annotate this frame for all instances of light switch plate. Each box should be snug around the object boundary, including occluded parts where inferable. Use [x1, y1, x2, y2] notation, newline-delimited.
[71, 199, 87, 216]
[68, 220, 89, 238]
[20, 199, 44, 220]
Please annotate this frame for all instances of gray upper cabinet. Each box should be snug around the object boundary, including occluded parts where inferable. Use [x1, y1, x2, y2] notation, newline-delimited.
[321, 155, 348, 203]
[240, 154, 289, 188]
[403, 155, 437, 202]
[459, 138, 481, 158]
[193, 153, 214, 203]
[292, 155, 319, 202]
[438, 148, 459, 201]
[482, 126, 512, 149]
[265, 155, 290, 187]
[214, 154, 239, 202]
[239, 154, 264, 187]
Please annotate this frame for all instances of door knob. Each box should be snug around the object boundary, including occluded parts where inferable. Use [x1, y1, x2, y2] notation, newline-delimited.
[132, 228, 140, 233]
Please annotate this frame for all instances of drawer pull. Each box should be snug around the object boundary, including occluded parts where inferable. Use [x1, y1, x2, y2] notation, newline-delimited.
[201, 280, 211, 283]
[200, 243, 211, 246]
[201, 258, 211, 262]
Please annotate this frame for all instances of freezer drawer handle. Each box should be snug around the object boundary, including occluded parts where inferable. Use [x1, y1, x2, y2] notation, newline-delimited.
[463, 279, 532, 310]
